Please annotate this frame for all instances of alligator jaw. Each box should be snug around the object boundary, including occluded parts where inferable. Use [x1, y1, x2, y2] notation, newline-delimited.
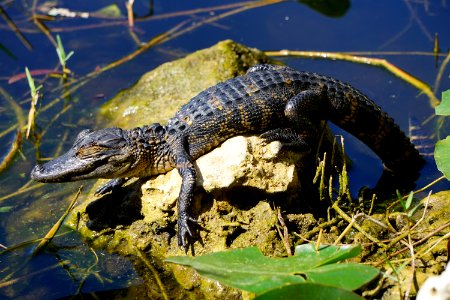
[30, 126, 166, 183]
[31, 150, 101, 183]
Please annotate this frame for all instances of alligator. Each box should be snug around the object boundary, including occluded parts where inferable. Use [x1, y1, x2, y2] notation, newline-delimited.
[31, 64, 424, 248]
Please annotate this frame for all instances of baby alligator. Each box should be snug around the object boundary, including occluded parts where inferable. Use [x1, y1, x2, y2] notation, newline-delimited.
[31, 64, 424, 248]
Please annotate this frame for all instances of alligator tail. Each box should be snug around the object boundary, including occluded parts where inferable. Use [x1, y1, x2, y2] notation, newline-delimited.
[326, 83, 425, 177]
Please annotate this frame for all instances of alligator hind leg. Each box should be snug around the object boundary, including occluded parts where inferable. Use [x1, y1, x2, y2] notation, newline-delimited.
[284, 89, 328, 136]
[260, 128, 310, 151]
[260, 90, 328, 151]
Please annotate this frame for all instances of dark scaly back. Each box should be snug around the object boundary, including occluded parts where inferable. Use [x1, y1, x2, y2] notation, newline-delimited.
[166, 65, 424, 174]
[165, 68, 297, 158]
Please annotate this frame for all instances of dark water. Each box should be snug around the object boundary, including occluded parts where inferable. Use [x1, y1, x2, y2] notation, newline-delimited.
[0, 0, 449, 298]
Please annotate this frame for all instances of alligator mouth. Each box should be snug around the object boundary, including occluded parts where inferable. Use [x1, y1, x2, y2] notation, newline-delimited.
[30, 151, 99, 183]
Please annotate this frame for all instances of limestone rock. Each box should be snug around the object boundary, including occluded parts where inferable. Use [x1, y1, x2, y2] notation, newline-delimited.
[141, 135, 304, 223]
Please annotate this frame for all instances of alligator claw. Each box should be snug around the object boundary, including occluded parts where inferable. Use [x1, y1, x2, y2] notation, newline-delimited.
[260, 128, 309, 151]
[177, 215, 198, 249]
[95, 178, 127, 196]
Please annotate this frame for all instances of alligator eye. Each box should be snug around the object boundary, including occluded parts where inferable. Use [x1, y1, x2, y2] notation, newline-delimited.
[76, 146, 105, 157]
[76, 129, 93, 141]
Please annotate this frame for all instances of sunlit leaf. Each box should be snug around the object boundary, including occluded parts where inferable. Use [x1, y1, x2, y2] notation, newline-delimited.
[0, 206, 14, 213]
[435, 90, 450, 116]
[405, 191, 414, 210]
[255, 282, 363, 300]
[435, 135, 450, 180]
[25, 67, 36, 95]
[293, 243, 362, 266]
[166, 245, 379, 295]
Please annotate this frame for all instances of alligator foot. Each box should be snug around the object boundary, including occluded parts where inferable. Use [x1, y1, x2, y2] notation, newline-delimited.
[95, 178, 127, 196]
[177, 214, 199, 250]
[260, 128, 310, 151]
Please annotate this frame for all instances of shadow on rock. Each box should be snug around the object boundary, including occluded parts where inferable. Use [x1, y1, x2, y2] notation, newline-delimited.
[86, 179, 145, 231]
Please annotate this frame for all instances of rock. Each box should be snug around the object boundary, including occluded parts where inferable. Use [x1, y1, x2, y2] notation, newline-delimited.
[141, 135, 304, 221]
[98, 39, 277, 128]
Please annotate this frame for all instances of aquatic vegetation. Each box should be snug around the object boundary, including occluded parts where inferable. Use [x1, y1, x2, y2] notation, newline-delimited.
[55, 35, 74, 78]
[435, 90, 450, 180]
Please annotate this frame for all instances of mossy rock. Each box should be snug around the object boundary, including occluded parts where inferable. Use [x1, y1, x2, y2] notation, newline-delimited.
[98, 39, 278, 128]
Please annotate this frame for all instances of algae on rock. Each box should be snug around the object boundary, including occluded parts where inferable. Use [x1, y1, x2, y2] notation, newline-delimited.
[98, 39, 277, 128]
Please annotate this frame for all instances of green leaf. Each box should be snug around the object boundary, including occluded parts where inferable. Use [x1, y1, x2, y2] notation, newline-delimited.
[65, 51, 74, 62]
[255, 282, 364, 300]
[166, 245, 379, 294]
[0, 43, 17, 60]
[305, 263, 379, 290]
[435, 135, 450, 180]
[0, 206, 14, 213]
[167, 247, 304, 294]
[56, 48, 64, 66]
[405, 191, 413, 210]
[25, 67, 36, 94]
[408, 202, 424, 218]
[293, 243, 362, 267]
[56, 34, 66, 61]
[435, 90, 450, 116]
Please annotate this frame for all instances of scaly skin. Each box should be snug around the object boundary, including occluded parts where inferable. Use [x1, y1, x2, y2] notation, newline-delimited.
[31, 64, 424, 248]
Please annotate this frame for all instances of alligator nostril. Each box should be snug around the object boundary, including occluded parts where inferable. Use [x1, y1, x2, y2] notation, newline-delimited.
[31, 165, 43, 179]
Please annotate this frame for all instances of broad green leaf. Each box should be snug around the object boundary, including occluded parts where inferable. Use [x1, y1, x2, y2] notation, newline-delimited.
[167, 247, 305, 294]
[166, 245, 378, 294]
[305, 263, 379, 290]
[435, 90, 450, 115]
[435, 136, 450, 180]
[294, 243, 362, 267]
[255, 282, 364, 300]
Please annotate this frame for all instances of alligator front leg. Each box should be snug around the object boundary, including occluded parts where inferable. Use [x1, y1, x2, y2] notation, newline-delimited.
[95, 178, 127, 196]
[172, 139, 198, 249]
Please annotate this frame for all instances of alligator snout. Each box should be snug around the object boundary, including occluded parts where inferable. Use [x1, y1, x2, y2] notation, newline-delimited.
[31, 164, 49, 182]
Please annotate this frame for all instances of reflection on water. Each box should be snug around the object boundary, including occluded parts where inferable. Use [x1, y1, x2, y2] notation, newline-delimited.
[298, 0, 350, 17]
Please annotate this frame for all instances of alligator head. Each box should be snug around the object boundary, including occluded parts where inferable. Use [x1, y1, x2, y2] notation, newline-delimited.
[31, 124, 168, 183]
